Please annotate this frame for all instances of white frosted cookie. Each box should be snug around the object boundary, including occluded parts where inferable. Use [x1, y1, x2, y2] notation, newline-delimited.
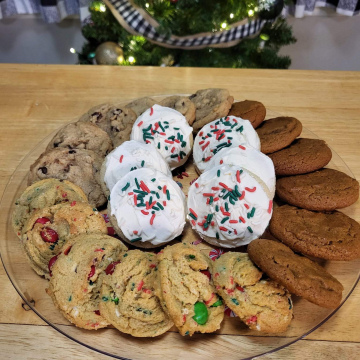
[187, 164, 273, 248]
[100, 140, 171, 196]
[130, 105, 193, 170]
[193, 116, 260, 173]
[204, 146, 276, 197]
[108, 168, 186, 248]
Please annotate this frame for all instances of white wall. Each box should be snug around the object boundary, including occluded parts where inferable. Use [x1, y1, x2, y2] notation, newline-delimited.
[0, 13, 359, 70]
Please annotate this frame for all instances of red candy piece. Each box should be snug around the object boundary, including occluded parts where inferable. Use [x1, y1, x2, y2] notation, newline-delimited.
[94, 310, 101, 316]
[35, 217, 51, 225]
[200, 270, 211, 281]
[40, 228, 58, 243]
[48, 254, 59, 277]
[246, 315, 257, 324]
[88, 265, 96, 280]
[63, 246, 72, 255]
[236, 285, 244, 292]
[107, 227, 115, 236]
[105, 261, 121, 275]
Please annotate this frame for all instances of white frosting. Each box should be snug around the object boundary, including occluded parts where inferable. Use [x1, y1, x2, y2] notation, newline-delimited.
[110, 168, 186, 246]
[187, 164, 273, 248]
[103, 140, 171, 193]
[204, 146, 276, 197]
[130, 105, 193, 170]
[193, 116, 260, 173]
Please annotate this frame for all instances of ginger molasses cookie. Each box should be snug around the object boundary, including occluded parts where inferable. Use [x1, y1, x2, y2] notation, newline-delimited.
[156, 243, 224, 336]
[100, 250, 173, 337]
[108, 168, 186, 248]
[193, 116, 260, 174]
[125, 97, 156, 117]
[46, 122, 113, 157]
[105, 106, 138, 147]
[189, 88, 234, 132]
[100, 140, 171, 197]
[213, 252, 293, 333]
[268, 138, 332, 176]
[276, 168, 359, 211]
[12, 179, 87, 241]
[22, 202, 107, 278]
[28, 148, 106, 208]
[46, 233, 127, 330]
[228, 100, 266, 129]
[256, 117, 302, 154]
[159, 96, 196, 125]
[247, 239, 344, 309]
[130, 105, 193, 170]
[270, 205, 360, 260]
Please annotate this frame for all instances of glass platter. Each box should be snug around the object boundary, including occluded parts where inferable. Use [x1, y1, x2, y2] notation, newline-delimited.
[1, 98, 359, 360]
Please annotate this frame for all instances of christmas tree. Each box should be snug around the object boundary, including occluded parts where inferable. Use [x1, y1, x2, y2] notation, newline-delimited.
[79, 0, 296, 69]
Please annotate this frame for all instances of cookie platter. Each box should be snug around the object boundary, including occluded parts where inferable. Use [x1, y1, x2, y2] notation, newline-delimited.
[1, 95, 360, 360]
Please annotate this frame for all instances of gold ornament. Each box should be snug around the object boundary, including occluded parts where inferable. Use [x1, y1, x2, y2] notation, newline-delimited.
[160, 55, 175, 67]
[95, 42, 124, 65]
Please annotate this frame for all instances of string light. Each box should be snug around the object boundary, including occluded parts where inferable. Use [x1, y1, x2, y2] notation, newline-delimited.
[128, 56, 135, 64]
[69, 48, 76, 54]
[248, 9, 254, 16]
[145, 3, 149, 8]
[221, 22, 227, 29]
[260, 34, 270, 41]
[230, 13, 234, 19]
[254, 7, 259, 12]
[99, 4, 106, 12]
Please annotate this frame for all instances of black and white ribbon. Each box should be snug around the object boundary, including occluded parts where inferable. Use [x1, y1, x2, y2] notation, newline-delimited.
[104, 0, 269, 49]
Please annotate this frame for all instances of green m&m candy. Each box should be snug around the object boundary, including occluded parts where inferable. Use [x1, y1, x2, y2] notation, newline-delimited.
[192, 302, 208, 325]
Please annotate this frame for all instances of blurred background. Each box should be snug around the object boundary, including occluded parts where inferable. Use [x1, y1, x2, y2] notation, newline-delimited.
[0, 0, 359, 70]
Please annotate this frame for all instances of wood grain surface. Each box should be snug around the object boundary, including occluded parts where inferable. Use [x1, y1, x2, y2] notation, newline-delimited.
[0, 64, 359, 360]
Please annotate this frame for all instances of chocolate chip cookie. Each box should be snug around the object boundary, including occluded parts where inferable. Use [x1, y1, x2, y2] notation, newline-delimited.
[78, 103, 114, 133]
[270, 205, 360, 260]
[159, 96, 196, 125]
[228, 100, 266, 129]
[248, 239, 344, 309]
[125, 97, 156, 117]
[276, 168, 359, 211]
[268, 138, 332, 176]
[256, 117, 302, 154]
[46, 122, 113, 157]
[189, 88, 234, 132]
[28, 148, 106, 208]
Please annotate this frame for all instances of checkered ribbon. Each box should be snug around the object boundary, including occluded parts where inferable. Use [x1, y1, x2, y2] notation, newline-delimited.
[103, 0, 269, 49]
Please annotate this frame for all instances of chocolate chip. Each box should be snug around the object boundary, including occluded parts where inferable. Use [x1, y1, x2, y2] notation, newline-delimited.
[53, 143, 59, 148]
[39, 167, 47, 174]
[64, 164, 71, 173]
[69, 150, 76, 154]
[91, 112, 103, 122]
[189, 94, 196, 100]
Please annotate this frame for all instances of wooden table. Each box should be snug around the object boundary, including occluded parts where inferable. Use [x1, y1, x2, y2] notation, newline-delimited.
[0, 64, 359, 359]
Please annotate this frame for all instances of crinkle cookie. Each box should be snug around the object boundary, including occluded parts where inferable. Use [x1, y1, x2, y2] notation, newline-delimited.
[212, 252, 293, 333]
[248, 239, 344, 309]
[193, 116, 260, 174]
[22, 202, 107, 278]
[108, 168, 186, 248]
[187, 164, 274, 248]
[189, 88, 234, 132]
[156, 243, 224, 336]
[12, 179, 87, 241]
[46, 122, 113, 157]
[28, 148, 106, 208]
[130, 105, 193, 170]
[125, 97, 156, 117]
[100, 140, 171, 197]
[46, 233, 128, 330]
[104, 106, 138, 147]
[159, 96, 196, 125]
[100, 250, 173, 337]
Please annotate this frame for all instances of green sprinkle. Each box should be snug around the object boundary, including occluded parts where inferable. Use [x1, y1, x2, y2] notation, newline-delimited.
[206, 213, 213, 223]
[151, 178, 156, 182]
[223, 192, 230, 200]
[229, 198, 235, 205]
[225, 202, 229, 211]
[121, 182, 130, 192]
[108, 195, 110, 201]
[49, 244, 55, 251]
[92, 208, 97, 212]
[166, 189, 170, 200]
[157, 202, 164, 210]
[163, 121, 169, 124]
[236, 126, 244, 132]
[141, 160, 145, 167]
[158, 186, 162, 190]
[181, 141, 187, 148]
[158, 122, 165, 132]
[102, 296, 109, 302]
[165, 146, 169, 150]
[168, 135, 175, 140]
[170, 154, 178, 158]
[149, 196, 153, 204]
[152, 206, 160, 211]
[180, 151, 187, 159]
[111, 297, 119, 305]
[234, 185, 241, 197]
[155, 192, 160, 199]
[89, 280, 94, 286]
[216, 232, 219, 239]
[68, 295, 72, 302]
[224, 129, 232, 132]
[157, 142, 161, 149]
[250, 207, 256, 217]
[211, 299, 223, 307]
[288, 298, 293, 310]
[209, 196, 214, 205]
[123, 253, 128, 257]
[185, 331, 190, 336]
[131, 237, 143, 243]
[174, 127, 180, 130]
[221, 217, 229, 224]
[203, 222, 209, 229]
[217, 170, 221, 177]
[187, 254, 196, 260]
[136, 203, 146, 207]
[131, 282, 135, 290]
[247, 226, 253, 233]
[231, 298, 239, 305]
[207, 133, 212, 137]
[135, 178, 140, 189]
[215, 205, 219, 212]
[189, 212, 197, 220]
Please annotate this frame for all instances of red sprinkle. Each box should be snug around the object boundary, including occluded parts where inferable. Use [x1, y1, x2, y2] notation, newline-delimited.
[159, 132, 166, 136]
[236, 170, 241, 183]
[219, 182, 232, 192]
[150, 213, 156, 225]
[163, 201, 166, 206]
[133, 230, 138, 234]
[140, 181, 150, 193]
[40, 228, 58, 243]
[220, 160, 223, 164]
[226, 288, 234, 294]
[203, 193, 215, 197]
[230, 276, 234, 285]
[137, 280, 144, 291]
[88, 265, 96, 280]
[165, 139, 174, 144]
[191, 220, 196, 226]
[64, 246, 72, 255]
[206, 198, 210, 205]
[182, 172, 189, 177]
[105, 261, 121, 275]
[137, 121, 143, 127]
[244, 204, 250, 210]
[150, 107, 154, 116]
[94, 248, 104, 252]
[213, 197, 220, 202]
[189, 208, 198, 218]
[141, 210, 149, 215]
[211, 187, 220, 191]
[201, 141, 210, 151]
[204, 293, 215, 305]
[236, 285, 244, 292]
[219, 226, 228, 232]
[174, 139, 180, 143]
[234, 229, 238, 235]
[195, 183, 199, 188]
[119, 155, 124, 163]
[183, 315, 187, 323]
[134, 194, 137, 205]
[229, 220, 238, 224]
[149, 264, 157, 268]
[171, 147, 175, 153]
[199, 140, 205, 145]
[163, 185, 167, 194]
[238, 145, 246, 150]
[239, 216, 246, 223]
[48, 254, 59, 277]
[62, 192, 67, 198]
[245, 187, 256, 192]
[211, 221, 215, 226]
[239, 192, 245, 200]
[204, 156, 212, 162]
[143, 288, 152, 294]
[146, 140, 151, 144]
[268, 200, 273, 214]
[199, 131, 203, 136]
[128, 192, 134, 196]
